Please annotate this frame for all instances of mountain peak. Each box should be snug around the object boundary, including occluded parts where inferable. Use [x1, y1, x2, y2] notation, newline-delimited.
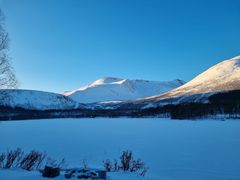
[64, 77, 185, 103]
[90, 77, 124, 86]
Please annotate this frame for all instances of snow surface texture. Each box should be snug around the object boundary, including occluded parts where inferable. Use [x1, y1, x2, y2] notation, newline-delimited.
[0, 89, 81, 110]
[0, 169, 144, 180]
[1, 118, 240, 180]
[140, 55, 240, 105]
[64, 77, 185, 103]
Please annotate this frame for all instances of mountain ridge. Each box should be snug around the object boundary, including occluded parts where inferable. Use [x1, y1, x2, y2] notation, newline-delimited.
[135, 55, 240, 107]
[64, 77, 185, 103]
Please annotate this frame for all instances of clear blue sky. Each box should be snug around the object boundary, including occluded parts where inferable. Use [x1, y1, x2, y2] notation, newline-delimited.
[1, 0, 240, 93]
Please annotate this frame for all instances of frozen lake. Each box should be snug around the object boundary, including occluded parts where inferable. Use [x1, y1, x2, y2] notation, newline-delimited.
[1, 118, 240, 180]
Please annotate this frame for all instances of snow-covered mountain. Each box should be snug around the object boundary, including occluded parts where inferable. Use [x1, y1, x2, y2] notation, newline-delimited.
[64, 77, 185, 103]
[0, 89, 83, 110]
[138, 55, 240, 107]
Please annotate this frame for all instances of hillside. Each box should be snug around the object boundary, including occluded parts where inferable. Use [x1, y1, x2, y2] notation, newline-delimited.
[138, 55, 240, 106]
[0, 89, 81, 110]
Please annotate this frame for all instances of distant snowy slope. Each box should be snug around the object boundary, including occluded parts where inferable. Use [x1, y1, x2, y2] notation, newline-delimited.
[140, 55, 240, 105]
[0, 89, 81, 110]
[64, 77, 185, 103]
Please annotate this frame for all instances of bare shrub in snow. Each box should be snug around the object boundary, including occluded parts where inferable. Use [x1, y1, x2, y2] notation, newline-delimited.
[4, 148, 22, 168]
[19, 150, 46, 171]
[120, 150, 132, 171]
[103, 159, 119, 172]
[129, 159, 146, 172]
[0, 148, 46, 170]
[103, 159, 112, 172]
[140, 166, 149, 177]
[0, 153, 6, 168]
[82, 159, 88, 169]
[103, 150, 148, 176]
[58, 158, 67, 169]
[0, 148, 68, 171]
[113, 159, 119, 172]
[46, 157, 67, 169]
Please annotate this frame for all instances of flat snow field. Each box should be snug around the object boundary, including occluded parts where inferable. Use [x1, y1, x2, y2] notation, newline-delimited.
[0, 118, 240, 180]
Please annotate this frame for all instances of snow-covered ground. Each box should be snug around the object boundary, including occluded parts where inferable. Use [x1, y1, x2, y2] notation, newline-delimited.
[0, 169, 143, 180]
[0, 118, 240, 180]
